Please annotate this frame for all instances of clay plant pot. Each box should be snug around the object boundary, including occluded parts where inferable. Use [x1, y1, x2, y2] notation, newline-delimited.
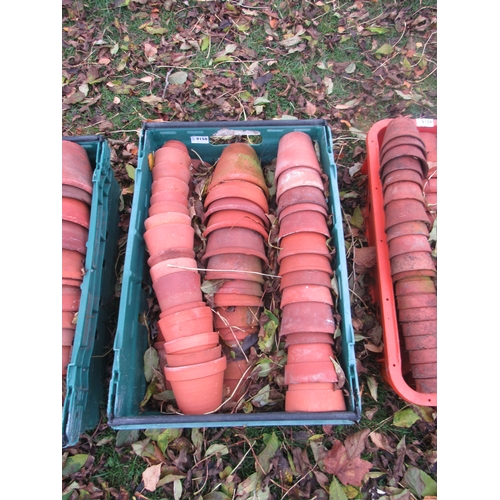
[284, 360, 338, 384]
[62, 197, 91, 229]
[408, 348, 437, 366]
[62, 311, 77, 330]
[204, 197, 269, 227]
[62, 184, 92, 205]
[213, 292, 263, 308]
[62, 328, 75, 347]
[213, 306, 260, 329]
[280, 270, 332, 291]
[280, 302, 335, 335]
[285, 388, 346, 412]
[148, 248, 196, 267]
[62, 284, 81, 312]
[166, 345, 222, 367]
[202, 227, 268, 265]
[381, 117, 425, 149]
[284, 332, 334, 346]
[150, 256, 198, 283]
[380, 151, 428, 180]
[163, 331, 219, 355]
[281, 284, 333, 307]
[162, 140, 189, 153]
[153, 341, 168, 373]
[278, 210, 330, 241]
[287, 343, 334, 363]
[403, 333, 437, 351]
[163, 355, 226, 414]
[276, 167, 324, 202]
[388, 233, 433, 259]
[159, 300, 207, 318]
[415, 378, 437, 393]
[397, 292, 437, 309]
[215, 279, 263, 297]
[62, 220, 89, 254]
[62, 249, 85, 281]
[152, 270, 203, 311]
[208, 143, 269, 198]
[206, 254, 264, 284]
[398, 306, 437, 323]
[287, 382, 334, 391]
[385, 220, 430, 243]
[149, 189, 189, 207]
[411, 362, 437, 379]
[384, 199, 430, 230]
[203, 210, 269, 240]
[143, 223, 195, 257]
[383, 181, 425, 207]
[401, 320, 437, 338]
[204, 180, 269, 214]
[144, 212, 191, 231]
[62, 140, 93, 195]
[277, 233, 331, 263]
[390, 252, 436, 280]
[277, 186, 328, 214]
[218, 327, 256, 342]
[151, 177, 190, 198]
[380, 135, 427, 160]
[149, 201, 190, 217]
[157, 308, 214, 342]
[62, 346, 72, 375]
[395, 276, 436, 296]
[154, 145, 192, 169]
[152, 161, 191, 184]
[279, 202, 328, 220]
[382, 169, 424, 191]
[224, 359, 252, 401]
[279, 253, 333, 276]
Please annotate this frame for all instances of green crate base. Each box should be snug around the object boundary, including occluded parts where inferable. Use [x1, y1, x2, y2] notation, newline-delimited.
[108, 120, 361, 429]
[62, 136, 121, 447]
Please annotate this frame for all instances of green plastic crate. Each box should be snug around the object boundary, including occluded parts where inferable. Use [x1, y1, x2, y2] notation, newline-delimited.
[107, 119, 361, 428]
[62, 135, 121, 447]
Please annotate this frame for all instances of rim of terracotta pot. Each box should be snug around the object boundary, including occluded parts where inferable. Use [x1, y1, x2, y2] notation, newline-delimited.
[403, 333, 437, 351]
[62, 220, 89, 255]
[163, 331, 220, 354]
[148, 248, 196, 268]
[285, 388, 346, 412]
[62, 311, 77, 330]
[382, 169, 424, 190]
[149, 189, 189, 207]
[144, 212, 191, 231]
[62, 197, 91, 229]
[218, 328, 255, 341]
[204, 180, 269, 213]
[383, 181, 425, 207]
[278, 202, 328, 220]
[401, 319, 437, 338]
[381, 117, 426, 148]
[165, 345, 222, 367]
[204, 197, 270, 227]
[206, 254, 264, 284]
[159, 300, 207, 318]
[214, 279, 263, 296]
[62, 140, 93, 195]
[162, 140, 189, 154]
[287, 382, 335, 391]
[280, 302, 335, 335]
[62, 345, 72, 375]
[62, 327, 75, 347]
[408, 348, 437, 366]
[149, 201, 190, 217]
[164, 353, 226, 380]
[277, 186, 328, 214]
[424, 176, 437, 195]
[158, 313, 214, 342]
[283, 332, 334, 345]
[398, 305, 438, 323]
[151, 176, 190, 198]
[143, 224, 195, 257]
[415, 378, 437, 393]
[276, 167, 324, 202]
[279, 253, 333, 276]
[380, 149, 428, 179]
[203, 210, 269, 240]
[278, 210, 330, 242]
[153, 270, 203, 311]
[411, 362, 437, 379]
[213, 292, 263, 307]
[284, 360, 338, 384]
[62, 248, 85, 281]
[152, 161, 191, 184]
[62, 277, 82, 288]
[395, 276, 436, 296]
[277, 232, 331, 263]
[62, 284, 81, 312]
[380, 135, 427, 159]
[393, 269, 437, 282]
[62, 184, 93, 206]
[280, 270, 332, 291]
[208, 143, 269, 198]
[388, 233, 433, 259]
[281, 284, 333, 307]
[154, 145, 192, 169]
[159, 303, 213, 326]
[385, 220, 430, 243]
[213, 305, 260, 329]
[202, 227, 268, 264]
[384, 199, 430, 230]
[275, 131, 322, 179]
[287, 343, 334, 363]
[397, 292, 437, 310]
[390, 251, 436, 278]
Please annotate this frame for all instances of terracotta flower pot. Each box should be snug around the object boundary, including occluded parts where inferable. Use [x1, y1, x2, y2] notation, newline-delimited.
[62, 140, 93, 195]
[148, 201, 190, 217]
[202, 227, 268, 265]
[277, 186, 328, 214]
[62, 220, 89, 254]
[382, 169, 424, 190]
[62, 311, 77, 330]
[153, 341, 168, 373]
[204, 197, 269, 227]
[144, 212, 191, 231]
[163, 355, 226, 414]
[280, 302, 335, 335]
[159, 300, 207, 318]
[147, 248, 196, 267]
[62, 345, 72, 375]
[281, 284, 333, 307]
[62, 284, 81, 312]
[204, 180, 269, 214]
[214, 306, 260, 329]
[161, 140, 189, 153]
[380, 135, 427, 160]
[206, 254, 264, 283]
[158, 311, 214, 342]
[388, 233, 433, 259]
[390, 252, 436, 279]
[411, 362, 437, 379]
[62, 328, 75, 347]
[224, 359, 252, 400]
[397, 292, 437, 309]
[383, 181, 425, 207]
[150, 257, 198, 283]
[165, 345, 222, 367]
[62, 184, 93, 205]
[62, 249, 85, 281]
[403, 333, 437, 351]
[380, 151, 428, 180]
[152, 270, 203, 311]
[151, 177, 190, 198]
[385, 220, 430, 243]
[285, 388, 346, 412]
[280, 270, 331, 291]
[152, 161, 191, 184]
[276, 167, 324, 202]
[62, 197, 91, 229]
[381, 117, 425, 145]
[163, 331, 220, 355]
[275, 131, 323, 179]
[287, 382, 334, 391]
[278, 233, 331, 263]
[215, 279, 263, 297]
[154, 145, 192, 169]
[284, 332, 334, 346]
[415, 378, 437, 393]
[149, 189, 189, 207]
[384, 199, 430, 230]
[284, 360, 338, 384]
[287, 343, 334, 363]
[401, 320, 437, 338]
[395, 277, 436, 296]
[203, 210, 269, 240]
[279, 202, 328, 220]
[218, 327, 255, 341]
[208, 143, 269, 198]
[398, 306, 437, 323]
[278, 210, 330, 241]
[408, 347, 437, 365]
[279, 254, 333, 276]
[392, 268, 437, 282]
[213, 292, 263, 307]
[143, 223, 195, 257]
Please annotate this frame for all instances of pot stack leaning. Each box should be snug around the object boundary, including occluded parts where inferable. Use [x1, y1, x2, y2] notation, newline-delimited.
[145, 140, 226, 415]
[275, 131, 346, 412]
[380, 118, 437, 394]
[62, 140, 93, 376]
[201, 143, 271, 402]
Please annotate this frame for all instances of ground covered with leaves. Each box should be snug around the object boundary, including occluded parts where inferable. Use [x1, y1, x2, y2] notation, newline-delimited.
[62, 1, 437, 498]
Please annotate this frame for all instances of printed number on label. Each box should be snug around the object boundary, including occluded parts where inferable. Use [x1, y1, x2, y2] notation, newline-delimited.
[190, 136, 210, 144]
[415, 118, 434, 128]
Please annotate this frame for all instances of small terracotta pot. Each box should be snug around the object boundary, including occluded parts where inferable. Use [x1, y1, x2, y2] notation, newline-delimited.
[278, 233, 331, 263]
[148, 248, 196, 267]
[214, 306, 260, 329]
[278, 210, 330, 241]
[279, 202, 328, 220]
[144, 212, 191, 231]
[143, 224, 195, 257]
[206, 254, 264, 284]
[151, 177, 190, 198]
[380, 135, 427, 160]
[411, 362, 437, 379]
[380, 152, 428, 180]
[381, 117, 425, 147]
[152, 270, 203, 311]
[284, 361, 338, 384]
[276, 167, 324, 202]
[281, 284, 333, 307]
[62, 311, 77, 330]
[150, 189, 189, 207]
[424, 177, 437, 194]
[62, 345, 72, 375]
[163, 331, 219, 355]
[159, 303, 212, 327]
[277, 186, 328, 214]
[204, 197, 269, 227]
[383, 181, 425, 206]
[382, 169, 424, 190]
[163, 355, 226, 414]
[153, 341, 168, 373]
[62, 249, 85, 281]
[203, 210, 269, 240]
[275, 131, 322, 179]
[162, 140, 189, 153]
[280, 270, 332, 291]
[280, 302, 335, 335]
[287, 343, 334, 363]
[202, 227, 268, 265]
[401, 320, 437, 338]
[62, 284, 81, 312]
[386, 220, 430, 243]
[149, 201, 190, 217]
[398, 306, 437, 323]
[213, 292, 263, 307]
[404, 334, 437, 351]
[158, 312, 214, 342]
[204, 180, 269, 214]
[208, 143, 269, 198]
[62, 277, 82, 288]
[218, 327, 255, 341]
[397, 292, 437, 309]
[62, 197, 91, 229]
[384, 199, 430, 230]
[62, 184, 93, 205]
[284, 332, 334, 345]
[415, 378, 437, 393]
[165, 345, 222, 367]
[390, 252, 436, 279]
[224, 359, 252, 400]
[62, 220, 89, 254]
[215, 279, 263, 297]
[285, 388, 346, 412]
[149, 257, 198, 283]
[393, 268, 437, 282]
[279, 254, 333, 276]
[388, 234, 433, 259]
[159, 300, 207, 318]
[408, 348, 437, 365]
[395, 276, 436, 296]
[62, 140, 93, 195]
[154, 145, 192, 168]
[152, 161, 191, 184]
[62, 328, 75, 347]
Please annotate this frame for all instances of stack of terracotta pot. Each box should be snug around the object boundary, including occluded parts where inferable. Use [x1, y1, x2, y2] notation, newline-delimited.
[201, 143, 270, 401]
[275, 131, 346, 412]
[62, 140, 93, 375]
[380, 118, 437, 394]
[144, 140, 226, 415]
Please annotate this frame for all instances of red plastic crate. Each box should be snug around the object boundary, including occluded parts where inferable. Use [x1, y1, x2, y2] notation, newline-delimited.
[361, 118, 437, 407]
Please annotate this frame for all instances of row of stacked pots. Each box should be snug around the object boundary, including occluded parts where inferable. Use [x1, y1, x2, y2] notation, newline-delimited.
[275, 132, 346, 412]
[62, 140, 93, 375]
[380, 118, 437, 394]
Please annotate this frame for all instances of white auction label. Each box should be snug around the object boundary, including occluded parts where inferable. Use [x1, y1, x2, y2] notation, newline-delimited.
[190, 136, 210, 144]
[415, 118, 434, 128]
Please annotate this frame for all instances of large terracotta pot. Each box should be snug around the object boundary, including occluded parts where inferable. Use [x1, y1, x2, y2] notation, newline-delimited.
[381, 117, 425, 149]
[204, 197, 269, 228]
[278, 210, 330, 241]
[62, 140, 93, 195]
[203, 209, 269, 240]
[162, 140, 189, 153]
[277, 233, 331, 263]
[163, 355, 226, 414]
[281, 284, 333, 307]
[279, 253, 333, 276]
[218, 327, 256, 341]
[204, 180, 269, 214]
[143, 223, 195, 257]
[62, 197, 91, 229]
[158, 312, 214, 342]
[62, 311, 77, 330]
[276, 167, 324, 202]
[277, 186, 328, 214]
[285, 388, 346, 412]
[280, 302, 335, 335]
[411, 362, 437, 379]
[152, 270, 203, 311]
[206, 254, 264, 283]
[284, 360, 338, 384]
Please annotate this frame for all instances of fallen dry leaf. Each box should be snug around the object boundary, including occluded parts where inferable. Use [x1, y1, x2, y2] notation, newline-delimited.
[142, 463, 162, 492]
